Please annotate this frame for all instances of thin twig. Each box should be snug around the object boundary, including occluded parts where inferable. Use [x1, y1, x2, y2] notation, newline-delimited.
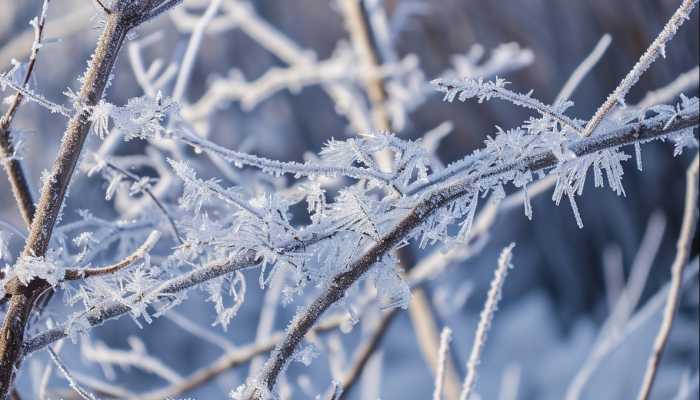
[636, 153, 699, 400]
[63, 230, 161, 281]
[103, 160, 184, 244]
[335, 309, 399, 400]
[94, 0, 112, 14]
[47, 346, 97, 400]
[582, 0, 698, 136]
[460, 244, 515, 400]
[433, 327, 453, 400]
[0, 0, 50, 227]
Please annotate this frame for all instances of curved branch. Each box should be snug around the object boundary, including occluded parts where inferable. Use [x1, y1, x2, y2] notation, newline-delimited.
[63, 230, 161, 281]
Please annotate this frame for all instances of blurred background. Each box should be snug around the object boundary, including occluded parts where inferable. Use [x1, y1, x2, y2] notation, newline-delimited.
[0, 0, 698, 399]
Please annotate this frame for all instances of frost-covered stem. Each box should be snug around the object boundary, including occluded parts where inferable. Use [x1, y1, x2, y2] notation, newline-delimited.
[0, 3, 168, 397]
[251, 110, 698, 397]
[335, 309, 399, 400]
[460, 244, 515, 400]
[433, 327, 453, 400]
[434, 78, 583, 135]
[104, 161, 184, 243]
[47, 347, 97, 400]
[63, 230, 161, 280]
[636, 153, 699, 400]
[177, 129, 394, 183]
[582, 0, 698, 137]
[0, 0, 50, 227]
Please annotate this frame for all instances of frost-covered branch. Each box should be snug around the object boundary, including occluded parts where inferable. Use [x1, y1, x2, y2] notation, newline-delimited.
[636, 153, 699, 400]
[247, 109, 699, 397]
[63, 230, 161, 281]
[433, 77, 584, 135]
[0, 2, 182, 396]
[433, 327, 453, 400]
[0, 0, 50, 227]
[582, 0, 698, 136]
[47, 346, 97, 400]
[460, 244, 515, 400]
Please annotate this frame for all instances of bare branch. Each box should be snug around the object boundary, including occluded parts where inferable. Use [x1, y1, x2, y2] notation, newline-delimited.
[335, 309, 399, 400]
[19, 111, 699, 383]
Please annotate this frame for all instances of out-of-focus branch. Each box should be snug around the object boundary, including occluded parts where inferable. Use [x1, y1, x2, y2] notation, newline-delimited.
[636, 153, 699, 400]
[338, 0, 390, 132]
[335, 309, 399, 400]
[636, 66, 700, 109]
[565, 258, 699, 400]
[554, 34, 612, 105]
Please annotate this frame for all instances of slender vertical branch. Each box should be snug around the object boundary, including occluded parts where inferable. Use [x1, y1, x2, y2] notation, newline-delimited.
[0, 0, 50, 227]
[636, 153, 699, 400]
[433, 327, 454, 400]
[582, 0, 698, 136]
[460, 244, 515, 400]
